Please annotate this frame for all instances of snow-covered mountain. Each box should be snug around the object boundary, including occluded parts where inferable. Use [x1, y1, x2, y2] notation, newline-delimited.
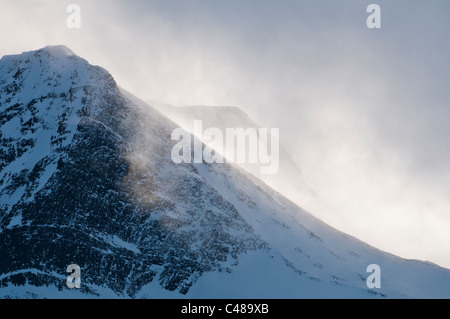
[1, 46, 449, 298]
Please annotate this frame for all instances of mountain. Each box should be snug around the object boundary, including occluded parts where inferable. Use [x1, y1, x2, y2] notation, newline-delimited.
[1, 46, 450, 298]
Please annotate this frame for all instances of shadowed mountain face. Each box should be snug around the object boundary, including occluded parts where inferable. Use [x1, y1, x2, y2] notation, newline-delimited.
[1, 46, 450, 299]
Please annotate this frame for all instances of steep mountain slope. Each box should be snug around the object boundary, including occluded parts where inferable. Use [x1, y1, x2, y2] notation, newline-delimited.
[0, 46, 449, 298]
[151, 102, 338, 228]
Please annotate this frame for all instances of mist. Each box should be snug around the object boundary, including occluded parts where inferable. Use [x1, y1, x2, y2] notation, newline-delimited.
[1, 0, 449, 268]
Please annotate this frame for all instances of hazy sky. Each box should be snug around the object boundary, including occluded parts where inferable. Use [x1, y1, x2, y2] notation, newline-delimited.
[1, 0, 450, 268]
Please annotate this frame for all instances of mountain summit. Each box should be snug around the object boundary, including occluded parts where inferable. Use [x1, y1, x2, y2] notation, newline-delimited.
[1, 46, 449, 298]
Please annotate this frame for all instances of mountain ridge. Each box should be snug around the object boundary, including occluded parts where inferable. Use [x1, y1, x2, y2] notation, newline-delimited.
[1, 46, 450, 298]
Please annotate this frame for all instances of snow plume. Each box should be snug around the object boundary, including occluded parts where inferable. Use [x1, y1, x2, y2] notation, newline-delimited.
[170, 120, 279, 174]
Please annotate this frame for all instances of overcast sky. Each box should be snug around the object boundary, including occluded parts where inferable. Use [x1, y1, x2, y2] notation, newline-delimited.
[1, 0, 450, 268]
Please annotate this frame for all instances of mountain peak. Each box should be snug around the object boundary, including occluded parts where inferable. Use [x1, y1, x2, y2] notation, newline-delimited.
[38, 45, 75, 57]
[0, 45, 80, 68]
